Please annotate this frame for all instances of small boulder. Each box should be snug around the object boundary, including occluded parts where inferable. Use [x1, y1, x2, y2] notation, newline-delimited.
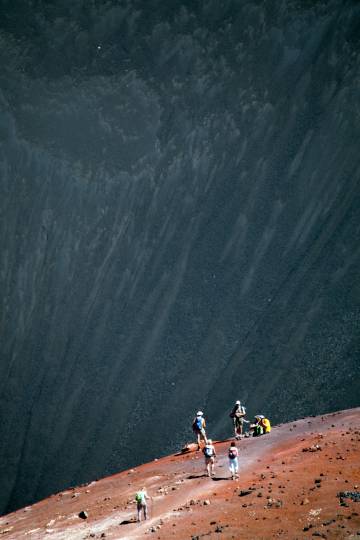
[238, 490, 252, 497]
[78, 511, 88, 520]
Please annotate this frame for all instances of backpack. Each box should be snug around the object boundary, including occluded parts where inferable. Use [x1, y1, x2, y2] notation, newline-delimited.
[233, 405, 246, 418]
[204, 445, 213, 458]
[228, 447, 237, 459]
[194, 417, 203, 430]
[135, 492, 144, 504]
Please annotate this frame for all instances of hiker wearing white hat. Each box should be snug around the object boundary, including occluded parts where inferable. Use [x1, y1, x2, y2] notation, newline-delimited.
[229, 400, 247, 439]
[192, 410, 208, 449]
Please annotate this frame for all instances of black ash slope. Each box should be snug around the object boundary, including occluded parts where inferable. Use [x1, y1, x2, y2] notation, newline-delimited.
[0, 0, 359, 515]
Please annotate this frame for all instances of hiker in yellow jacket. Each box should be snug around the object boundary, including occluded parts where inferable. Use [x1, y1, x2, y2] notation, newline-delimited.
[261, 417, 271, 433]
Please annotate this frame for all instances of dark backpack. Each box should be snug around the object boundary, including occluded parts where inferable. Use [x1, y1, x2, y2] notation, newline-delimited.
[204, 446, 213, 457]
[194, 417, 202, 430]
[228, 448, 237, 459]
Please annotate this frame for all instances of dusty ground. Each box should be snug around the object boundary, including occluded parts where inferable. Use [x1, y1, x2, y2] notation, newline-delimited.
[0, 409, 359, 539]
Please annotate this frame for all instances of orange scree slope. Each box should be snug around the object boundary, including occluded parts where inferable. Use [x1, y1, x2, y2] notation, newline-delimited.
[1, 408, 359, 539]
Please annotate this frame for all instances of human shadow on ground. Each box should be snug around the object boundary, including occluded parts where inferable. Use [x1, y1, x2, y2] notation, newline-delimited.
[211, 476, 232, 481]
[187, 474, 209, 479]
[120, 518, 138, 525]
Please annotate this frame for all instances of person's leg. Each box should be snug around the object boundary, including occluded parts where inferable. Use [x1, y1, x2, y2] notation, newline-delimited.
[210, 457, 215, 476]
[229, 459, 234, 479]
[143, 503, 148, 520]
[137, 504, 141, 522]
[201, 428, 208, 445]
[234, 457, 239, 478]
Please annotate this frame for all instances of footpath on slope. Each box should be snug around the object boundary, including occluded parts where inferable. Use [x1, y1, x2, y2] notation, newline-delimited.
[0, 408, 359, 540]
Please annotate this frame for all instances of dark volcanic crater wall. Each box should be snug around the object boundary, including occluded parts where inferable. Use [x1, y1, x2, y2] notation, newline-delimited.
[1, 0, 360, 514]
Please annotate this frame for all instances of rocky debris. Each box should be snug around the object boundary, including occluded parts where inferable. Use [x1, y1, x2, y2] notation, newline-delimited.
[301, 498, 310, 505]
[78, 511, 88, 519]
[311, 533, 327, 538]
[322, 519, 336, 526]
[181, 443, 198, 454]
[148, 523, 162, 532]
[302, 445, 322, 452]
[203, 500, 211, 506]
[238, 490, 252, 497]
[338, 491, 360, 503]
[265, 498, 283, 508]
[0, 527, 14, 535]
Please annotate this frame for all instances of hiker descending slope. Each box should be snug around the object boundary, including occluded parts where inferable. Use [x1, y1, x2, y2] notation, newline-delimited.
[203, 438, 216, 477]
[135, 487, 150, 522]
[229, 400, 249, 439]
[192, 411, 208, 449]
[228, 441, 239, 480]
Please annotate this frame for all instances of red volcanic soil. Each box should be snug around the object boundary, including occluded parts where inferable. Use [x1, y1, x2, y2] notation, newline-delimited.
[1, 409, 359, 539]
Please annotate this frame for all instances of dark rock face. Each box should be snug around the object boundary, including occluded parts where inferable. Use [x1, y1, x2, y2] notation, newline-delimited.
[0, 0, 359, 515]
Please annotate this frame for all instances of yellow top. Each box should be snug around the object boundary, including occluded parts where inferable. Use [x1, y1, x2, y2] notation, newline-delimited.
[261, 418, 271, 432]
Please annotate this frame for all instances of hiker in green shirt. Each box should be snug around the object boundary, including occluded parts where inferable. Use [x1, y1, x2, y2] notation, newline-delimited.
[135, 487, 149, 522]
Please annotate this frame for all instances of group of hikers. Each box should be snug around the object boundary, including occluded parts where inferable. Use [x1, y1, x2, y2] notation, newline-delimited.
[134, 400, 271, 521]
[192, 401, 271, 480]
